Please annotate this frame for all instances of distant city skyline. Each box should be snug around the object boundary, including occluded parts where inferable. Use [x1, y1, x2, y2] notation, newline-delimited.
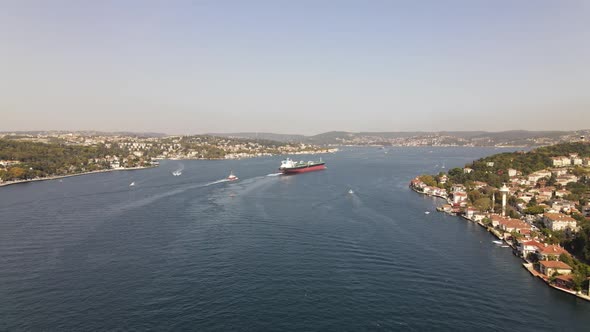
[1, 1, 589, 135]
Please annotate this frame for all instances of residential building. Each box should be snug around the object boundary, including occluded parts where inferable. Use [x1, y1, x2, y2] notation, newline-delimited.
[550, 168, 568, 176]
[498, 218, 532, 236]
[556, 174, 578, 186]
[517, 240, 544, 258]
[451, 184, 466, 193]
[543, 213, 577, 232]
[538, 260, 572, 276]
[553, 274, 574, 289]
[570, 153, 583, 166]
[537, 244, 569, 260]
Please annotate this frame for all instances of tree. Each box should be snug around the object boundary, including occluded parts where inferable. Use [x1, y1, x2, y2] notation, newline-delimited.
[7, 167, 26, 180]
[418, 175, 437, 187]
[527, 195, 538, 207]
[474, 197, 492, 212]
[524, 205, 545, 215]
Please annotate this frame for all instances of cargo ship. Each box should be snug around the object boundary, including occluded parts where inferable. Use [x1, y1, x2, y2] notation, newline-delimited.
[279, 158, 326, 174]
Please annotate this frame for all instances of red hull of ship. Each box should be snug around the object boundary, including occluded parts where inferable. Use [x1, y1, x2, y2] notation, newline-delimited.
[280, 164, 326, 174]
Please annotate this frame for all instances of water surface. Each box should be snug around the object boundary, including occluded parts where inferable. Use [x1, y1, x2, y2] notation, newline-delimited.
[2, 147, 589, 331]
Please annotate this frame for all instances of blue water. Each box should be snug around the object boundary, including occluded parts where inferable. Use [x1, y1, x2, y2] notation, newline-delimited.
[1, 147, 590, 331]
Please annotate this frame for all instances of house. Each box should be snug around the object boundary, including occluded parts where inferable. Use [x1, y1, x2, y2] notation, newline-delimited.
[538, 260, 572, 276]
[498, 218, 532, 236]
[552, 157, 566, 167]
[472, 213, 486, 222]
[451, 184, 466, 193]
[570, 154, 583, 166]
[583, 157, 590, 167]
[550, 168, 568, 176]
[538, 187, 554, 198]
[550, 200, 577, 214]
[517, 240, 544, 258]
[465, 207, 479, 219]
[554, 189, 571, 198]
[507, 168, 518, 177]
[440, 204, 453, 213]
[463, 167, 473, 174]
[527, 170, 551, 184]
[537, 244, 569, 260]
[452, 192, 468, 205]
[556, 174, 578, 186]
[472, 181, 488, 190]
[553, 274, 574, 289]
[0, 160, 20, 167]
[439, 174, 448, 184]
[543, 213, 577, 232]
[582, 205, 590, 218]
[486, 162, 494, 167]
[517, 192, 535, 204]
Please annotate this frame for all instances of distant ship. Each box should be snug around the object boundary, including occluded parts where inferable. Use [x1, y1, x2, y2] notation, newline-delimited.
[129, 182, 135, 187]
[279, 158, 326, 174]
[227, 171, 238, 181]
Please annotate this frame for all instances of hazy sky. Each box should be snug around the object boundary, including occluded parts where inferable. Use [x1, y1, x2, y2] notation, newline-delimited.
[1, 1, 589, 135]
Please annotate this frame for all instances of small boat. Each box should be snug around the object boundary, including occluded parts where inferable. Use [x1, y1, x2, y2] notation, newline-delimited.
[227, 171, 238, 181]
[425, 211, 430, 215]
[172, 170, 182, 176]
[129, 182, 135, 187]
[501, 245, 510, 248]
[492, 240, 503, 245]
[348, 189, 354, 194]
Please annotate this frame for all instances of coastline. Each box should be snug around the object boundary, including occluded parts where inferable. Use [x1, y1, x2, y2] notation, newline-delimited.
[410, 181, 590, 303]
[0, 149, 338, 188]
[0, 166, 156, 187]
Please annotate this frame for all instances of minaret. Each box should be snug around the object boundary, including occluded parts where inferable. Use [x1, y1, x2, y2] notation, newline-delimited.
[492, 193, 496, 212]
[499, 183, 510, 217]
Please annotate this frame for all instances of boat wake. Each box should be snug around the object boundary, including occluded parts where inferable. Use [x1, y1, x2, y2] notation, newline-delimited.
[266, 173, 283, 177]
[208, 179, 230, 185]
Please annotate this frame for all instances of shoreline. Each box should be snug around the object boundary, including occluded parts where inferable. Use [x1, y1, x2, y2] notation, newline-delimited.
[410, 182, 590, 303]
[0, 150, 338, 188]
[0, 166, 156, 187]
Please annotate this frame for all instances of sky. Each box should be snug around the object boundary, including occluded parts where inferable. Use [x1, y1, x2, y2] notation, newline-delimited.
[0, 0, 589, 135]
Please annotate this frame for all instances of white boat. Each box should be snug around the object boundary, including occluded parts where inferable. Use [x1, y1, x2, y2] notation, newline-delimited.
[129, 182, 135, 187]
[227, 171, 238, 181]
[492, 240, 503, 244]
[348, 189, 354, 194]
[172, 170, 182, 176]
[425, 211, 430, 215]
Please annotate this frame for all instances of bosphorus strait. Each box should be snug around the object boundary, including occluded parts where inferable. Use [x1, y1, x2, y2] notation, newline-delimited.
[2, 147, 590, 331]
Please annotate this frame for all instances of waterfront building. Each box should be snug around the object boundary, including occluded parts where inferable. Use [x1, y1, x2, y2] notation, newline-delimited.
[538, 260, 572, 276]
[554, 275, 575, 289]
[537, 245, 569, 261]
[517, 240, 544, 258]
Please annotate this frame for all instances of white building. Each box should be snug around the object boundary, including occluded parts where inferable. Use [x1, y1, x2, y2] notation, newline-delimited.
[543, 213, 577, 232]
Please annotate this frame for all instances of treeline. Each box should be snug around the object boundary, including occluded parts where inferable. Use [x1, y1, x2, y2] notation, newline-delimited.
[0, 139, 133, 181]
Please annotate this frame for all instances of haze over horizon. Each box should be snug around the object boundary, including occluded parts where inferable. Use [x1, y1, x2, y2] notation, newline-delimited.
[1, 1, 589, 135]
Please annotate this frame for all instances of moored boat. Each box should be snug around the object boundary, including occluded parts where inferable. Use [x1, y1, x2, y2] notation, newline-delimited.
[279, 158, 326, 174]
